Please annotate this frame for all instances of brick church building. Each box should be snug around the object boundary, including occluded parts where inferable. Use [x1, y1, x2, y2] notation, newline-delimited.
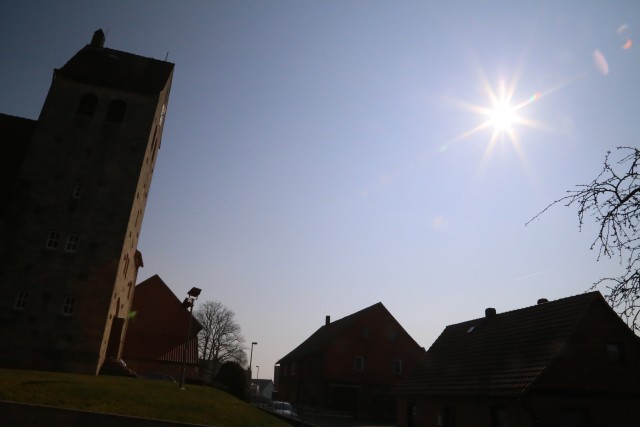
[0, 30, 173, 375]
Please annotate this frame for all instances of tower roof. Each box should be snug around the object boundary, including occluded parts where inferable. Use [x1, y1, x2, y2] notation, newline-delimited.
[57, 33, 174, 95]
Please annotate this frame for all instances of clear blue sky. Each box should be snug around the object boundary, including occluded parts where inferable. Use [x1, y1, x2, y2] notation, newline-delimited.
[2, 0, 639, 379]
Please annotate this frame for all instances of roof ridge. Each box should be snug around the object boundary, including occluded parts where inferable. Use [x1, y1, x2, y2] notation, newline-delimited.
[447, 291, 602, 328]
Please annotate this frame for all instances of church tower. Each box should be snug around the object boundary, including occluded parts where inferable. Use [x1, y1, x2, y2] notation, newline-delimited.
[0, 30, 174, 374]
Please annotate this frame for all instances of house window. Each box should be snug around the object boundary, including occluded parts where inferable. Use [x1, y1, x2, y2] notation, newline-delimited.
[46, 231, 61, 249]
[77, 93, 98, 117]
[72, 180, 83, 198]
[106, 99, 126, 122]
[354, 356, 364, 371]
[443, 406, 456, 427]
[14, 291, 29, 310]
[560, 408, 589, 427]
[606, 343, 625, 365]
[393, 359, 402, 374]
[491, 406, 509, 427]
[65, 234, 80, 252]
[62, 296, 77, 315]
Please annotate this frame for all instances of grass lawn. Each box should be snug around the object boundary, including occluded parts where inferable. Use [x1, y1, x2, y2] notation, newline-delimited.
[0, 369, 288, 427]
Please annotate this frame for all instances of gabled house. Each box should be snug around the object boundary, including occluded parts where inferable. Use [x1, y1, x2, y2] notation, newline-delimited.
[252, 378, 275, 401]
[276, 302, 425, 421]
[121, 275, 202, 380]
[393, 292, 640, 427]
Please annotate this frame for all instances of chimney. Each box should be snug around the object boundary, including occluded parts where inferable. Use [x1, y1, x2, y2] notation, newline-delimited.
[537, 298, 548, 305]
[90, 29, 105, 48]
[485, 307, 496, 318]
[325, 315, 330, 326]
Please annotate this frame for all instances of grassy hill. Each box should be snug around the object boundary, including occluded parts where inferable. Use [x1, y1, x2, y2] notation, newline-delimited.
[0, 369, 288, 427]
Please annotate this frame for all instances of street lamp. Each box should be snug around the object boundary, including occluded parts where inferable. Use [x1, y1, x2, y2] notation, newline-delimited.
[256, 365, 260, 380]
[249, 342, 257, 379]
[179, 286, 201, 389]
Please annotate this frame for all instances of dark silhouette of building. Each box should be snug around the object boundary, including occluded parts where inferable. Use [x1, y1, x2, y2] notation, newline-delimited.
[393, 292, 640, 427]
[0, 30, 173, 375]
[276, 302, 425, 421]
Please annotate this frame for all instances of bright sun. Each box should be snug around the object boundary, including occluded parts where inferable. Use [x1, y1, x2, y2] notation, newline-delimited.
[449, 67, 546, 169]
[490, 99, 516, 132]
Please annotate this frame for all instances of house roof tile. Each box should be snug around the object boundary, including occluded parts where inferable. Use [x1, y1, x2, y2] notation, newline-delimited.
[393, 292, 606, 397]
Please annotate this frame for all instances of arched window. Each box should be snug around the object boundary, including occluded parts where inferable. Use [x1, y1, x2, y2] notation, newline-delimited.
[106, 99, 126, 123]
[77, 93, 98, 117]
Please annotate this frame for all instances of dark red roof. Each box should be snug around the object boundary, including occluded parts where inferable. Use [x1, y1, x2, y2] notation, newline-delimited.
[393, 292, 608, 397]
[123, 275, 202, 364]
[278, 302, 417, 363]
[57, 44, 174, 94]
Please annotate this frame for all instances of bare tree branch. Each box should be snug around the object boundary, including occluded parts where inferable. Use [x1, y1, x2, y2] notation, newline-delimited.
[528, 146, 640, 330]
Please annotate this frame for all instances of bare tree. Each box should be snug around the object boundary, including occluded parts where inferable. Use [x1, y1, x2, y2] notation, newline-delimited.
[528, 146, 640, 329]
[194, 300, 247, 378]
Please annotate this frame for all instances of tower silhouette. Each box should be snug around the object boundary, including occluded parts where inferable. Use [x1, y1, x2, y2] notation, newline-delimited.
[0, 30, 174, 374]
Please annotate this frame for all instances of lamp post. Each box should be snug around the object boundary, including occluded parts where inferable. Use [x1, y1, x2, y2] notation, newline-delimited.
[179, 286, 201, 389]
[249, 342, 257, 379]
[256, 365, 260, 380]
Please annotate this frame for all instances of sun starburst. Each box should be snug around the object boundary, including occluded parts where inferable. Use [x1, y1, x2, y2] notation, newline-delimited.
[447, 62, 548, 171]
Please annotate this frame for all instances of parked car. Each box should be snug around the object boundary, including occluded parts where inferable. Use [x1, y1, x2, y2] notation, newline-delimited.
[271, 401, 297, 417]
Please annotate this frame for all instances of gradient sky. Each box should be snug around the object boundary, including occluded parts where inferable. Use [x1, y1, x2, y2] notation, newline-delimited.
[2, 0, 639, 380]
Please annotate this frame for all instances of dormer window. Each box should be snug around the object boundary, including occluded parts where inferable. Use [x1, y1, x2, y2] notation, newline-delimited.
[77, 93, 98, 117]
[106, 99, 126, 123]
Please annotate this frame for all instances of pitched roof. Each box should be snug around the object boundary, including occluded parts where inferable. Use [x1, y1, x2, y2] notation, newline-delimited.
[278, 302, 412, 363]
[57, 43, 174, 95]
[253, 379, 274, 388]
[123, 275, 202, 363]
[393, 292, 609, 397]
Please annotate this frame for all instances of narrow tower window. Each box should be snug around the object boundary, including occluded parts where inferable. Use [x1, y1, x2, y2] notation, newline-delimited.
[106, 99, 126, 122]
[77, 93, 98, 117]
[354, 356, 364, 371]
[72, 180, 83, 199]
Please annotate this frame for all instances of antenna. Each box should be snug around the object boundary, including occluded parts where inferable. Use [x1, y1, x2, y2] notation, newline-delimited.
[165, 51, 169, 61]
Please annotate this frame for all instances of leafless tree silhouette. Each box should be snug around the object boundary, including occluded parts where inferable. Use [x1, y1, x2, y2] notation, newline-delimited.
[528, 146, 640, 330]
[194, 300, 247, 377]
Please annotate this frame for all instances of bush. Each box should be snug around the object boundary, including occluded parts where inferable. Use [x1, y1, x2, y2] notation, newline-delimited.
[216, 361, 247, 400]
